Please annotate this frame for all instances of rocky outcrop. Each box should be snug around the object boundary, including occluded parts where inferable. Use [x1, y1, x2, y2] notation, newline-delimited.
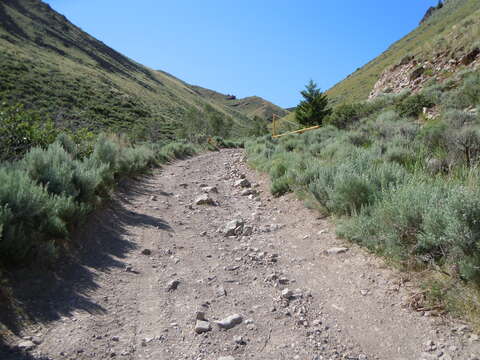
[369, 50, 480, 99]
[420, 1, 443, 24]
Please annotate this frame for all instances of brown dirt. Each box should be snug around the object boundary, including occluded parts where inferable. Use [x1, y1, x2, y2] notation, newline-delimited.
[2, 149, 480, 360]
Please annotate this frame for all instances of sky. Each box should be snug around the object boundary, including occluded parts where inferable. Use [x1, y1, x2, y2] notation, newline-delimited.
[44, 1, 439, 108]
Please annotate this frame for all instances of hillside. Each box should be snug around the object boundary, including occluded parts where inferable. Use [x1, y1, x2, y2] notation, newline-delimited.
[326, 0, 480, 105]
[190, 85, 289, 121]
[0, 0, 278, 140]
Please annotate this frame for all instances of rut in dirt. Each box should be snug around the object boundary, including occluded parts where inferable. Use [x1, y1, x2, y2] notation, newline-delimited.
[2, 149, 480, 360]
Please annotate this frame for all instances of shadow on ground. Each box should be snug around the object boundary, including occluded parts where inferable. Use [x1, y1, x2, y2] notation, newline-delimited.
[0, 175, 172, 359]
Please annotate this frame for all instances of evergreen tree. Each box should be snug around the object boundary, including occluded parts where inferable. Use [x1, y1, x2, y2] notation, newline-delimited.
[295, 80, 331, 127]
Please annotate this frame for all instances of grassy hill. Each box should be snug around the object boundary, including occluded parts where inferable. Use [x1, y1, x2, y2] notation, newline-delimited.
[190, 85, 288, 121]
[326, 0, 480, 105]
[0, 0, 279, 141]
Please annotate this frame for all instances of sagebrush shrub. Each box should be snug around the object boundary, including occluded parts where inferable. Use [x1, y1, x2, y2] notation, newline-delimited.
[0, 168, 71, 264]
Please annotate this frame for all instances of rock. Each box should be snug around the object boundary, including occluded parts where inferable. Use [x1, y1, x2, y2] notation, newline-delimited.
[111, 336, 120, 342]
[202, 186, 218, 194]
[410, 66, 425, 81]
[242, 226, 253, 236]
[325, 247, 349, 255]
[215, 314, 243, 330]
[426, 158, 446, 175]
[166, 279, 180, 292]
[241, 189, 256, 196]
[215, 285, 227, 298]
[234, 179, 251, 188]
[195, 320, 211, 334]
[196, 311, 206, 321]
[461, 47, 480, 65]
[360, 289, 369, 296]
[195, 194, 215, 206]
[220, 219, 245, 236]
[17, 340, 36, 351]
[31, 336, 42, 345]
[234, 335, 246, 345]
[141, 248, 152, 255]
[281, 288, 293, 299]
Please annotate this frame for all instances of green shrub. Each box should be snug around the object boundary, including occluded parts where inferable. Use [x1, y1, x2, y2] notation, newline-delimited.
[0, 168, 72, 264]
[0, 103, 58, 161]
[328, 103, 366, 129]
[308, 150, 406, 215]
[395, 94, 434, 118]
[157, 142, 197, 162]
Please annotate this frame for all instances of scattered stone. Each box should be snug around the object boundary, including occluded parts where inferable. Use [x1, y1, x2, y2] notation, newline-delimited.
[234, 179, 251, 188]
[242, 226, 253, 236]
[226, 265, 240, 271]
[202, 186, 218, 193]
[218, 357, 235, 360]
[325, 247, 349, 255]
[215, 285, 227, 297]
[194, 194, 215, 206]
[150, 195, 157, 201]
[17, 340, 36, 351]
[195, 320, 211, 334]
[31, 336, 42, 345]
[241, 189, 256, 196]
[141, 248, 152, 256]
[220, 219, 245, 236]
[215, 314, 243, 330]
[111, 336, 120, 342]
[196, 311, 206, 321]
[166, 279, 180, 292]
[234, 335, 246, 345]
[281, 288, 294, 299]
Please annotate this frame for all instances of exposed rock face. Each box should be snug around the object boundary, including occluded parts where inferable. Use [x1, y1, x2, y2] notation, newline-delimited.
[420, 2, 443, 24]
[369, 50, 480, 100]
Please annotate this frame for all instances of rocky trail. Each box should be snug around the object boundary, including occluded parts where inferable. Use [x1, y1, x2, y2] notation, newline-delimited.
[3, 149, 480, 360]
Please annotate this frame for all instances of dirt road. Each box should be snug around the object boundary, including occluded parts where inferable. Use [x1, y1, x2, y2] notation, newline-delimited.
[3, 149, 480, 360]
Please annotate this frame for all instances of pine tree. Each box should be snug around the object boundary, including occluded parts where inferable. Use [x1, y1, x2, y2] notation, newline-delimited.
[295, 80, 331, 127]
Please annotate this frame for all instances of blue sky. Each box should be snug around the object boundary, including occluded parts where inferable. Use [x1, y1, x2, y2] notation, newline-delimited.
[44, 1, 438, 108]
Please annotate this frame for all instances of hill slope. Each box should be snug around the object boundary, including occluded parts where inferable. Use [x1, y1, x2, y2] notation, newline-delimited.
[327, 0, 480, 105]
[190, 85, 289, 121]
[0, 0, 278, 140]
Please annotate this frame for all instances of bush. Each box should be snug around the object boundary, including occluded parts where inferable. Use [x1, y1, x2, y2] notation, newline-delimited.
[395, 94, 433, 118]
[0, 103, 58, 161]
[0, 168, 73, 264]
[308, 150, 406, 215]
[328, 103, 366, 129]
[157, 142, 197, 162]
